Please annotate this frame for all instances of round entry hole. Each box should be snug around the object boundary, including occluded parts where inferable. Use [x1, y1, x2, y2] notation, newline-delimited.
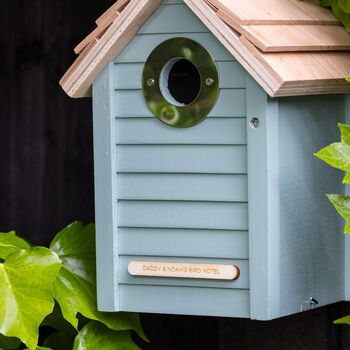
[160, 59, 201, 106]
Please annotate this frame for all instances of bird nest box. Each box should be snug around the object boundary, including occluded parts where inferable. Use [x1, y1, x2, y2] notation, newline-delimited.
[61, 0, 350, 319]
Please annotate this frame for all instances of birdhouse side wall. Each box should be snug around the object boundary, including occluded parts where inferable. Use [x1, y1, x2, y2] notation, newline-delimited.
[247, 77, 346, 320]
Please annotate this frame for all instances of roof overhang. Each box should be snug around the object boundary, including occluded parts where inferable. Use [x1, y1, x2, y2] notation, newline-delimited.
[60, 0, 350, 98]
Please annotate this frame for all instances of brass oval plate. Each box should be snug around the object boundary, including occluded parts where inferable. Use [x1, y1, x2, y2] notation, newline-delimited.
[128, 261, 240, 281]
[142, 37, 219, 128]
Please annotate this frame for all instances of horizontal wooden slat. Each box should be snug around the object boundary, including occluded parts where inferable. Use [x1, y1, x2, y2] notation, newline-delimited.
[240, 25, 350, 52]
[138, 3, 208, 34]
[116, 118, 247, 145]
[116, 145, 247, 173]
[119, 256, 249, 289]
[115, 33, 233, 63]
[115, 61, 245, 89]
[240, 36, 350, 83]
[210, 0, 340, 25]
[119, 228, 249, 259]
[115, 89, 246, 117]
[118, 201, 248, 230]
[117, 174, 247, 201]
[119, 285, 250, 317]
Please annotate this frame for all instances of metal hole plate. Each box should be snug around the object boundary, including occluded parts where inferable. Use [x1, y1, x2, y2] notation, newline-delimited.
[142, 38, 219, 128]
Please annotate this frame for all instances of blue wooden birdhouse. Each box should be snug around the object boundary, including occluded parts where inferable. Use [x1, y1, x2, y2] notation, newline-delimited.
[61, 0, 350, 320]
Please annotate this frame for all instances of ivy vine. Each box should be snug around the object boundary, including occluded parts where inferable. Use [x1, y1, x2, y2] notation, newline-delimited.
[0, 222, 146, 350]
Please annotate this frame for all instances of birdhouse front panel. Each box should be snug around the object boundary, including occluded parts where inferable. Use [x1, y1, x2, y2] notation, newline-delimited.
[93, 0, 251, 318]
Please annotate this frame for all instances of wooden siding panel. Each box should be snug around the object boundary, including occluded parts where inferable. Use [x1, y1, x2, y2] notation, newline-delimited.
[116, 118, 247, 145]
[114, 61, 246, 89]
[138, 3, 208, 34]
[115, 33, 233, 63]
[117, 174, 248, 201]
[119, 256, 249, 289]
[118, 201, 248, 230]
[118, 228, 249, 259]
[115, 89, 246, 117]
[119, 285, 250, 317]
[116, 145, 247, 174]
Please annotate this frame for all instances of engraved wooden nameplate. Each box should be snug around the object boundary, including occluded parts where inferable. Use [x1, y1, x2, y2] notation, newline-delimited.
[128, 261, 240, 280]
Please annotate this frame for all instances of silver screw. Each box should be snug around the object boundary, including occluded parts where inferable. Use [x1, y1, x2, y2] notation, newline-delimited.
[147, 78, 155, 87]
[206, 78, 214, 86]
[250, 117, 260, 129]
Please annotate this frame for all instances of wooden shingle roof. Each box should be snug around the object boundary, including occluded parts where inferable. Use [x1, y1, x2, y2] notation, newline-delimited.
[60, 0, 350, 98]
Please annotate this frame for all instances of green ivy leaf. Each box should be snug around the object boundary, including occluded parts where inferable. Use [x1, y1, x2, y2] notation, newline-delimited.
[321, 0, 350, 33]
[339, 123, 350, 145]
[0, 231, 31, 260]
[43, 331, 75, 350]
[25, 347, 53, 350]
[0, 247, 62, 350]
[327, 194, 350, 233]
[315, 124, 350, 172]
[0, 333, 21, 349]
[342, 172, 350, 184]
[50, 222, 146, 341]
[339, 0, 350, 14]
[334, 315, 350, 324]
[73, 322, 140, 350]
[315, 142, 350, 170]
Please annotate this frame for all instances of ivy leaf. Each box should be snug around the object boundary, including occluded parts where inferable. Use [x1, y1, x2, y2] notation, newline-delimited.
[0, 247, 61, 350]
[43, 331, 75, 350]
[73, 322, 140, 350]
[334, 315, 350, 324]
[25, 348, 53, 350]
[339, 0, 350, 14]
[0, 231, 31, 260]
[315, 124, 350, 171]
[315, 142, 350, 170]
[50, 222, 146, 341]
[327, 194, 350, 233]
[343, 172, 350, 184]
[321, 0, 350, 33]
[0, 333, 21, 349]
[339, 123, 350, 145]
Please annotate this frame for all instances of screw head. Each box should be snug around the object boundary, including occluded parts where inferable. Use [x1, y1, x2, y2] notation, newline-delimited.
[147, 78, 155, 87]
[206, 78, 214, 86]
[250, 117, 260, 129]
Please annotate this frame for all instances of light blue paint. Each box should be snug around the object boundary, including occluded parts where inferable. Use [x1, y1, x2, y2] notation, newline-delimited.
[114, 61, 245, 90]
[92, 0, 348, 319]
[277, 93, 345, 317]
[115, 89, 246, 118]
[247, 77, 280, 320]
[118, 228, 249, 259]
[138, 3, 208, 34]
[118, 201, 248, 230]
[116, 145, 247, 174]
[117, 174, 248, 202]
[115, 33, 233, 63]
[119, 285, 250, 317]
[92, 63, 120, 311]
[116, 118, 247, 145]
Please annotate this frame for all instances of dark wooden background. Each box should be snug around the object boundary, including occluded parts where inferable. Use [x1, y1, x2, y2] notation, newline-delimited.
[1, 0, 350, 349]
